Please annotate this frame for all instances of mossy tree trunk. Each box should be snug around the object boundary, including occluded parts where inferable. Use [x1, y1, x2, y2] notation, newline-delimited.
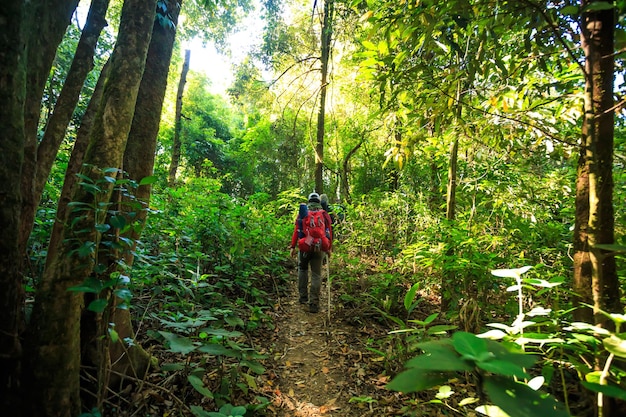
[25, 0, 157, 415]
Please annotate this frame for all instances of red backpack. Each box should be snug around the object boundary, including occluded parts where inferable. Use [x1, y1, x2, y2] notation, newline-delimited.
[298, 209, 331, 253]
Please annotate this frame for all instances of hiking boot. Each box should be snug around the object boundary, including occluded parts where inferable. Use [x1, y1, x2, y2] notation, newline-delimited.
[309, 304, 319, 313]
[299, 297, 308, 305]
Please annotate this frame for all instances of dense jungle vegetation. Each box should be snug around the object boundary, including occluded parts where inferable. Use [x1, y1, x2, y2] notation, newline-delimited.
[2, 1, 626, 416]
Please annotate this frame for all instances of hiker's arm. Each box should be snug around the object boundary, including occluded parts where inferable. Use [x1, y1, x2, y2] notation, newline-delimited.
[289, 221, 298, 256]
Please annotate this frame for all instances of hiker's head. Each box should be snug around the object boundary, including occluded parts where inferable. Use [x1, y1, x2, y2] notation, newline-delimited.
[308, 192, 321, 204]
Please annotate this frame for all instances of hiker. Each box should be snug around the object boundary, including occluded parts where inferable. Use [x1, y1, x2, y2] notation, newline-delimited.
[289, 192, 333, 313]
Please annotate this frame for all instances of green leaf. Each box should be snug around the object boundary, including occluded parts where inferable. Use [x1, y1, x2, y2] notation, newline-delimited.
[188, 375, 213, 399]
[190, 405, 212, 416]
[77, 241, 96, 258]
[159, 331, 197, 354]
[241, 359, 265, 374]
[405, 346, 473, 372]
[198, 328, 243, 338]
[484, 376, 570, 417]
[95, 223, 110, 233]
[477, 359, 529, 379]
[582, 381, 626, 401]
[109, 215, 126, 230]
[603, 335, 626, 358]
[491, 266, 532, 279]
[404, 282, 420, 312]
[139, 175, 158, 185]
[87, 299, 109, 313]
[197, 343, 235, 356]
[386, 368, 448, 393]
[453, 332, 488, 360]
[68, 277, 103, 293]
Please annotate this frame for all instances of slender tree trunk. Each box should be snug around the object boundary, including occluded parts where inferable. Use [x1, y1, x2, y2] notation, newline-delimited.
[573, 145, 594, 323]
[24, 0, 111, 250]
[45, 60, 111, 268]
[445, 138, 458, 221]
[315, 0, 334, 194]
[25, 0, 157, 415]
[0, 1, 28, 413]
[19, 0, 79, 256]
[341, 139, 363, 204]
[168, 49, 190, 186]
[109, 0, 182, 390]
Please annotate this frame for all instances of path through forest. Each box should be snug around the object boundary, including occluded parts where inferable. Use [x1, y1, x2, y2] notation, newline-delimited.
[261, 264, 403, 416]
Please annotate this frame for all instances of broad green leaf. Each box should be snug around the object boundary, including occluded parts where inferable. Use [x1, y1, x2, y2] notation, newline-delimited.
[68, 277, 103, 293]
[484, 376, 570, 417]
[159, 331, 197, 354]
[427, 324, 457, 335]
[188, 375, 213, 399]
[405, 349, 473, 372]
[491, 266, 532, 279]
[109, 215, 126, 230]
[477, 359, 529, 379]
[197, 343, 235, 356]
[241, 359, 265, 374]
[87, 299, 109, 313]
[603, 335, 626, 358]
[582, 381, 626, 401]
[386, 368, 448, 393]
[95, 223, 110, 233]
[453, 332, 488, 360]
[459, 397, 479, 406]
[139, 175, 158, 185]
[476, 404, 511, 417]
[198, 328, 243, 338]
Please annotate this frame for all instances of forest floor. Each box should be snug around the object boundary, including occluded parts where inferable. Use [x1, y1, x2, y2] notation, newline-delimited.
[258, 266, 402, 416]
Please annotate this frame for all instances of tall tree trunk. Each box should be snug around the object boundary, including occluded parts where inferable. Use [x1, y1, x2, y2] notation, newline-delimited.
[168, 48, 190, 186]
[25, 0, 157, 415]
[23, 0, 111, 254]
[341, 139, 363, 204]
[580, 0, 620, 327]
[0, 1, 28, 413]
[45, 60, 111, 269]
[109, 0, 182, 390]
[19, 0, 79, 256]
[580, 2, 620, 415]
[315, 0, 333, 194]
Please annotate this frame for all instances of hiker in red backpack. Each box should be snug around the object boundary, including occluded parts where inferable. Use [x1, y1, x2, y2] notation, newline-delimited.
[289, 192, 333, 313]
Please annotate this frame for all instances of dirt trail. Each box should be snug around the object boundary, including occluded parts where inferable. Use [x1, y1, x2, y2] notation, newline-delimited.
[262, 267, 397, 416]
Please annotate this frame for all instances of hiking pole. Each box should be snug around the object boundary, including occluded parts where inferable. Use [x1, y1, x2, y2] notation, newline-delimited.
[325, 253, 331, 322]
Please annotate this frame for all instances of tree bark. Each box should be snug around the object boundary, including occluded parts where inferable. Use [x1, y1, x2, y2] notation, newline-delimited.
[25, 0, 157, 414]
[0, 1, 28, 412]
[19, 0, 79, 256]
[168, 48, 191, 186]
[315, 0, 334, 194]
[24, 0, 111, 253]
[580, 1, 620, 328]
[109, 0, 183, 390]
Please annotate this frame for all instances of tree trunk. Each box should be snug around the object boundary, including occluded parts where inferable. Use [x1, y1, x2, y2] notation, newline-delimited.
[581, 0, 620, 327]
[0, 1, 28, 412]
[46, 60, 111, 269]
[24, 0, 111, 253]
[168, 49, 190, 186]
[581, 2, 620, 415]
[19, 0, 79, 256]
[315, 0, 334, 194]
[573, 145, 594, 323]
[109, 0, 182, 390]
[341, 139, 363, 204]
[25, 0, 157, 414]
